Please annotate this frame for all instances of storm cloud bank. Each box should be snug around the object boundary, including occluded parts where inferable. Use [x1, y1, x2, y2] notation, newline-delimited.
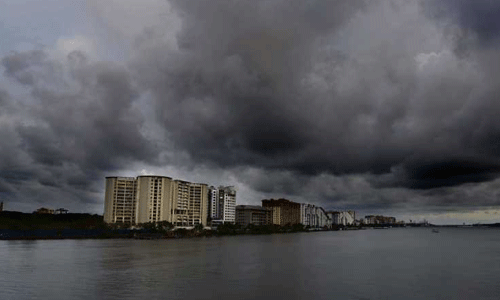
[2, 0, 500, 219]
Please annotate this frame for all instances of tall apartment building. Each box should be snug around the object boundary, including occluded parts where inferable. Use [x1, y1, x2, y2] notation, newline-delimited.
[262, 198, 301, 226]
[104, 177, 137, 224]
[136, 176, 173, 223]
[104, 176, 208, 227]
[208, 186, 236, 224]
[172, 180, 208, 227]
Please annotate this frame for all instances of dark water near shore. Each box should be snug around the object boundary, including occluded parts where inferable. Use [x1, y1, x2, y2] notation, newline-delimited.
[1, 228, 500, 300]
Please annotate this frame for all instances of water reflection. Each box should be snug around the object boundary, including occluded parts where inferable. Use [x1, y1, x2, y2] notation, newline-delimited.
[1, 229, 500, 300]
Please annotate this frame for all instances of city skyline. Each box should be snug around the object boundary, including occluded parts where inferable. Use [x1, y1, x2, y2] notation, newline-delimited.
[2, 0, 500, 225]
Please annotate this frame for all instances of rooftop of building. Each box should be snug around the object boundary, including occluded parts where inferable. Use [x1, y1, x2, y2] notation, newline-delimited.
[137, 175, 173, 179]
[236, 205, 270, 211]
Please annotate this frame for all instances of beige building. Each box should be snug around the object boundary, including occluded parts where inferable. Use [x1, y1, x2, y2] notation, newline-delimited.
[135, 176, 174, 223]
[171, 180, 208, 227]
[104, 176, 208, 227]
[262, 199, 301, 226]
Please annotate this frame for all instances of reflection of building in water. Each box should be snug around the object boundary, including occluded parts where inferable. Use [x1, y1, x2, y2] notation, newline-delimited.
[104, 175, 208, 227]
[235, 205, 272, 226]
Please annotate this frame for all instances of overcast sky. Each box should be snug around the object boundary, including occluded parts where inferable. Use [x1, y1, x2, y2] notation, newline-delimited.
[1, 0, 500, 224]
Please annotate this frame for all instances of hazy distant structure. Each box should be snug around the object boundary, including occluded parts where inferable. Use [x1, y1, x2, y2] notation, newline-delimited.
[104, 176, 209, 227]
[235, 205, 272, 226]
[262, 198, 301, 226]
[208, 186, 236, 225]
[104, 177, 137, 224]
[0, 202, 3, 212]
[363, 215, 396, 225]
[34, 207, 55, 214]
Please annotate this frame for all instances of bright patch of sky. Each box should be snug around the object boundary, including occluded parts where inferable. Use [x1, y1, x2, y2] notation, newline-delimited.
[0, 0, 88, 54]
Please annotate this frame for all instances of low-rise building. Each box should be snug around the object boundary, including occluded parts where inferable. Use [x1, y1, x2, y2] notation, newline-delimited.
[235, 205, 272, 226]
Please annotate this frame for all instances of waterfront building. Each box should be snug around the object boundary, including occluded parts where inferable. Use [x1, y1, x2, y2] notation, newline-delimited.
[208, 186, 237, 225]
[327, 211, 356, 226]
[301, 204, 331, 228]
[104, 177, 138, 224]
[104, 175, 209, 227]
[172, 180, 209, 227]
[235, 205, 272, 226]
[262, 198, 301, 226]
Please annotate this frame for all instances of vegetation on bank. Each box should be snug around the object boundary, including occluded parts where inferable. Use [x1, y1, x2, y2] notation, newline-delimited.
[0, 211, 408, 240]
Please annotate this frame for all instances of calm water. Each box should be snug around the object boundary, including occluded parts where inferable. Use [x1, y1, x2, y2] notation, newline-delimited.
[1, 228, 500, 300]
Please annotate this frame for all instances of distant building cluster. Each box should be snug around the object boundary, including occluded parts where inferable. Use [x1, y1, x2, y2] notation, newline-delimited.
[363, 215, 396, 225]
[103, 175, 236, 228]
[103, 175, 397, 229]
[33, 208, 69, 214]
[235, 199, 361, 229]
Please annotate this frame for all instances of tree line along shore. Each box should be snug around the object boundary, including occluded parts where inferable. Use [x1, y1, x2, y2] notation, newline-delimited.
[0, 211, 409, 240]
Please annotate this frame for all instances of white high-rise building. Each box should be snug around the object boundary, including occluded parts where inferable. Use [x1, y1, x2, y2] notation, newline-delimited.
[208, 186, 236, 224]
[300, 203, 331, 228]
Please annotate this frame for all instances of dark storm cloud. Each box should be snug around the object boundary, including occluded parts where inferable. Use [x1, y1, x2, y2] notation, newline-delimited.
[135, 0, 376, 171]
[131, 0, 500, 195]
[427, 0, 500, 44]
[398, 156, 500, 189]
[0, 49, 156, 207]
[3, 0, 500, 216]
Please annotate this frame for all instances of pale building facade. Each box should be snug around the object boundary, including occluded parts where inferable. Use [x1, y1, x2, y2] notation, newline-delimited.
[172, 180, 208, 227]
[208, 186, 236, 224]
[301, 204, 331, 228]
[328, 211, 356, 226]
[104, 177, 137, 224]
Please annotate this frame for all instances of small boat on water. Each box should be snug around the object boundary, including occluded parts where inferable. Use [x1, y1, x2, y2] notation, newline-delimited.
[432, 229, 439, 233]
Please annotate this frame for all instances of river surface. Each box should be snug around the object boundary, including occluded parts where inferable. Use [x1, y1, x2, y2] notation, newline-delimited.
[1, 228, 500, 300]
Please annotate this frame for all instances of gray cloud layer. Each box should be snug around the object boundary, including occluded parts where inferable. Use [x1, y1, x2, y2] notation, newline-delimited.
[2, 0, 500, 218]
